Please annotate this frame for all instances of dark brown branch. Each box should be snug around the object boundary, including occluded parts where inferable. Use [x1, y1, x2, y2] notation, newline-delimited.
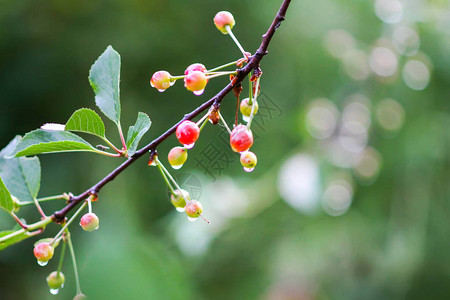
[53, 0, 292, 222]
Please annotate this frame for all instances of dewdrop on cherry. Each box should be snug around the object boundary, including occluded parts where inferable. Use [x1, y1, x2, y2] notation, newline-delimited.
[168, 146, 188, 169]
[230, 124, 254, 153]
[47, 271, 65, 295]
[33, 242, 54, 266]
[240, 151, 257, 172]
[150, 70, 174, 92]
[176, 120, 200, 149]
[214, 11, 235, 34]
[171, 189, 191, 212]
[80, 213, 99, 232]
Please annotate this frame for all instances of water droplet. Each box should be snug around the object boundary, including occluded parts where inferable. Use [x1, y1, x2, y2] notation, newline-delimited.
[157, 89, 166, 93]
[193, 89, 204, 96]
[37, 260, 48, 266]
[244, 167, 255, 173]
[50, 289, 59, 295]
[176, 207, 185, 212]
[188, 216, 198, 222]
[242, 115, 250, 122]
[150, 82, 155, 88]
[171, 164, 183, 170]
[184, 143, 195, 149]
[94, 225, 99, 230]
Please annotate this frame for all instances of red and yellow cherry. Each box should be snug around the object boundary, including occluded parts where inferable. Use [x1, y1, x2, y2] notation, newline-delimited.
[80, 213, 99, 232]
[171, 189, 191, 212]
[176, 120, 200, 148]
[240, 151, 257, 172]
[168, 146, 188, 169]
[184, 71, 207, 95]
[150, 71, 173, 92]
[214, 11, 235, 34]
[230, 124, 253, 152]
[34, 242, 54, 266]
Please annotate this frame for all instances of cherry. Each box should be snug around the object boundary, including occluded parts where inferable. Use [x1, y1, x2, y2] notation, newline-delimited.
[33, 242, 54, 265]
[214, 11, 235, 34]
[240, 98, 259, 118]
[47, 271, 65, 290]
[240, 151, 257, 172]
[171, 189, 190, 211]
[168, 147, 188, 169]
[185, 200, 203, 219]
[73, 294, 87, 300]
[150, 71, 173, 92]
[230, 124, 253, 152]
[184, 71, 207, 95]
[185, 63, 207, 75]
[80, 213, 99, 232]
[176, 120, 200, 147]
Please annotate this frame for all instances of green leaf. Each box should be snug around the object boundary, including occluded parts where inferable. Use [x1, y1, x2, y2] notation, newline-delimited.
[89, 46, 121, 124]
[0, 136, 41, 203]
[126, 112, 151, 156]
[0, 177, 14, 213]
[0, 230, 30, 251]
[65, 108, 106, 138]
[8, 130, 97, 158]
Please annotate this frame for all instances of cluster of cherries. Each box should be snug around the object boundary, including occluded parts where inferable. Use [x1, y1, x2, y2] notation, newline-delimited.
[33, 204, 99, 297]
[149, 11, 260, 222]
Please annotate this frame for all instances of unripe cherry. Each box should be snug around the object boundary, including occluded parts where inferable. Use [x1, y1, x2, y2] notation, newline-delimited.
[184, 71, 207, 95]
[73, 294, 87, 300]
[214, 11, 235, 34]
[185, 63, 207, 75]
[34, 242, 54, 266]
[168, 146, 188, 169]
[240, 98, 259, 121]
[230, 124, 253, 153]
[47, 271, 65, 292]
[240, 151, 257, 172]
[150, 71, 173, 92]
[80, 212, 99, 232]
[171, 189, 191, 212]
[176, 120, 200, 148]
[185, 200, 203, 221]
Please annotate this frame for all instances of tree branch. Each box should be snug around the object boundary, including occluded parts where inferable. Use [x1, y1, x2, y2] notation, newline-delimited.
[53, 0, 292, 222]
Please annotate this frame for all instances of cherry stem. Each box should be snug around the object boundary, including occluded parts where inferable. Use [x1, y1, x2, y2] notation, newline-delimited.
[94, 149, 123, 158]
[225, 25, 247, 57]
[170, 75, 186, 81]
[248, 75, 253, 106]
[218, 112, 232, 135]
[51, 201, 87, 246]
[66, 230, 82, 295]
[207, 71, 236, 80]
[88, 197, 92, 214]
[155, 158, 176, 195]
[196, 109, 211, 127]
[56, 236, 67, 277]
[200, 214, 210, 224]
[17, 194, 69, 206]
[32, 197, 47, 219]
[208, 60, 239, 72]
[156, 158, 190, 204]
[246, 77, 260, 130]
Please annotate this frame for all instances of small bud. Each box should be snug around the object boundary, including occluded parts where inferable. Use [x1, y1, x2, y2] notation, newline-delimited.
[184, 71, 207, 95]
[240, 98, 259, 117]
[150, 71, 173, 92]
[185, 200, 203, 219]
[230, 124, 253, 153]
[168, 147, 188, 169]
[214, 11, 235, 34]
[171, 189, 191, 211]
[34, 242, 54, 265]
[80, 213, 99, 232]
[176, 120, 200, 147]
[209, 110, 220, 125]
[47, 271, 65, 290]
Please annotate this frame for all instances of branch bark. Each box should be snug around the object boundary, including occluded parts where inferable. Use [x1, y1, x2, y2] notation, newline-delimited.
[53, 0, 292, 222]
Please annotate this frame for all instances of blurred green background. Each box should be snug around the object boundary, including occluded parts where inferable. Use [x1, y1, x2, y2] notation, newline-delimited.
[1, 0, 449, 299]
